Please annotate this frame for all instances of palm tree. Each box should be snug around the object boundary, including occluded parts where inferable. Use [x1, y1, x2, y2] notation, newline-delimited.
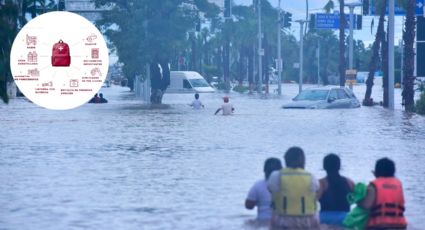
[362, 0, 416, 110]
[364, 0, 387, 106]
[402, 0, 416, 111]
[0, 2, 19, 104]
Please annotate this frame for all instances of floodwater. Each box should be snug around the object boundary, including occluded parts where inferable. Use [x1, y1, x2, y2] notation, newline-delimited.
[0, 84, 424, 230]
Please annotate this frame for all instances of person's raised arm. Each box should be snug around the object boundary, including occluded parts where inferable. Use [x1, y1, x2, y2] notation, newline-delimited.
[245, 182, 258, 210]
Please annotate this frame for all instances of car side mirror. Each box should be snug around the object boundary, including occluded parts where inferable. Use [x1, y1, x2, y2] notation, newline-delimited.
[328, 97, 336, 103]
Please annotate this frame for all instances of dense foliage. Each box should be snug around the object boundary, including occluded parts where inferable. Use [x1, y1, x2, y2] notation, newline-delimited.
[0, 0, 410, 107]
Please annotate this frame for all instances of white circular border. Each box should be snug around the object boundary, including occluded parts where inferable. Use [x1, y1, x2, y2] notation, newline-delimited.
[10, 11, 109, 110]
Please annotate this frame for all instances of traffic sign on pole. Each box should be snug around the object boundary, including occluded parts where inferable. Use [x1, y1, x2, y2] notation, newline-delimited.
[416, 0, 424, 16]
[365, 0, 424, 16]
[314, 13, 358, 30]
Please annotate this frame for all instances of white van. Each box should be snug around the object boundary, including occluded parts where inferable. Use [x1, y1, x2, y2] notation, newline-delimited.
[167, 71, 215, 93]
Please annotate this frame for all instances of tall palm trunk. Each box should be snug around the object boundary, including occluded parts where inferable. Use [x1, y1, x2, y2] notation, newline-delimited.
[382, 23, 389, 107]
[338, 0, 346, 87]
[363, 1, 386, 105]
[1, 2, 19, 103]
[402, 0, 416, 111]
[248, 46, 254, 93]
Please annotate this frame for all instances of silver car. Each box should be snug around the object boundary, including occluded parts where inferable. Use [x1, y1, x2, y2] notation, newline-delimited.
[282, 87, 361, 109]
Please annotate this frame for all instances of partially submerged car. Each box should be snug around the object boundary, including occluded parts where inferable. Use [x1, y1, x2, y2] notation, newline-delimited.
[282, 87, 361, 109]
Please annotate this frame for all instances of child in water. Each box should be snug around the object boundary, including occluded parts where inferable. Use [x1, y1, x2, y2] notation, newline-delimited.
[190, 93, 204, 109]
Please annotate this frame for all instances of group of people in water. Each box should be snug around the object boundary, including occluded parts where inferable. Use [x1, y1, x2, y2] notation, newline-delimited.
[245, 146, 407, 229]
[189, 93, 235, 115]
[88, 93, 108, 104]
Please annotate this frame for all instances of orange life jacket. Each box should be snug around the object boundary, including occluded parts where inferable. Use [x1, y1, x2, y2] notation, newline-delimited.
[367, 177, 407, 229]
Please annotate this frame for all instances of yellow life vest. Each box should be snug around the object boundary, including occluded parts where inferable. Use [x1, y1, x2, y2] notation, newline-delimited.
[272, 168, 316, 216]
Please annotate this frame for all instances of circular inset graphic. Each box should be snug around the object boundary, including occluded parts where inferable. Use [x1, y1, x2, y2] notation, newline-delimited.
[10, 11, 109, 110]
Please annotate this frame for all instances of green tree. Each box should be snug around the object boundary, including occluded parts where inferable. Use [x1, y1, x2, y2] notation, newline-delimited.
[1, 0, 56, 103]
[303, 30, 339, 85]
[95, 0, 219, 104]
[362, 0, 416, 110]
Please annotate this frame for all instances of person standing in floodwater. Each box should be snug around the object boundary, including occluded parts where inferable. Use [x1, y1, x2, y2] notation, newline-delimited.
[214, 96, 234, 115]
[267, 147, 320, 229]
[360, 158, 407, 229]
[190, 93, 204, 109]
[317, 153, 354, 226]
[245, 158, 283, 222]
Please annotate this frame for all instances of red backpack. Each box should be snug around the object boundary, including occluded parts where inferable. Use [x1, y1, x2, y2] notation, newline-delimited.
[51, 39, 71, 66]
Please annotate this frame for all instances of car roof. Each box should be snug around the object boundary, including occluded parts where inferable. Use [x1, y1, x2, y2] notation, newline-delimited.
[304, 86, 350, 91]
[171, 71, 203, 79]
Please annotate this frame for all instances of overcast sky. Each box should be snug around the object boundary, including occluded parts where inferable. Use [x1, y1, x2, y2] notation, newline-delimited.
[233, 0, 405, 46]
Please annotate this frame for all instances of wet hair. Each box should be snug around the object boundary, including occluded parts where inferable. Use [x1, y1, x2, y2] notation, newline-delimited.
[284, 146, 305, 168]
[323, 153, 350, 203]
[323, 153, 341, 174]
[264, 158, 283, 180]
[99, 93, 104, 98]
[94, 93, 98, 97]
[195, 93, 199, 99]
[374, 158, 396, 177]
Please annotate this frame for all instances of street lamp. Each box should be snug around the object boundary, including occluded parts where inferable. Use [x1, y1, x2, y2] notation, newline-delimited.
[257, 0, 263, 94]
[277, 0, 282, 95]
[295, 20, 309, 93]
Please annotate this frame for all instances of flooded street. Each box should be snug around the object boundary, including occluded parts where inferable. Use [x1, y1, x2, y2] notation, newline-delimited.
[0, 84, 424, 230]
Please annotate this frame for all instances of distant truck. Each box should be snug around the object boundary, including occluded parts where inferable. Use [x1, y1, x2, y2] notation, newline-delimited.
[167, 71, 215, 93]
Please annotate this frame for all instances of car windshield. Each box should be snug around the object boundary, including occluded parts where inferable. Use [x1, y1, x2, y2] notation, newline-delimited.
[294, 90, 329, 101]
[189, 79, 210, 87]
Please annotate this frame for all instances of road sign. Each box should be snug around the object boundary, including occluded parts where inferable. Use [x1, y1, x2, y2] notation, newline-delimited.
[346, 69, 357, 85]
[367, 0, 424, 16]
[315, 13, 358, 30]
[417, 0, 425, 16]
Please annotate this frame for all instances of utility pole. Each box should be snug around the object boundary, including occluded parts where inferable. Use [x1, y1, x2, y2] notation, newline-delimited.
[400, 39, 404, 88]
[277, 0, 282, 95]
[224, 0, 232, 91]
[388, 0, 395, 109]
[257, 0, 263, 93]
[345, 2, 361, 90]
[317, 42, 320, 85]
[296, 20, 308, 93]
